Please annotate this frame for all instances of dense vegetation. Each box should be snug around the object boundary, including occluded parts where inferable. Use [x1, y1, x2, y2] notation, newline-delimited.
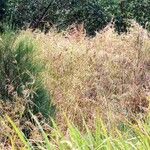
[0, 0, 150, 149]
[0, 0, 150, 35]
[0, 22, 150, 149]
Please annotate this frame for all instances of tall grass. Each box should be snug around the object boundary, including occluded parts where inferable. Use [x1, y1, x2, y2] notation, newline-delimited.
[19, 21, 150, 130]
[0, 22, 150, 149]
[0, 31, 55, 121]
[2, 113, 150, 150]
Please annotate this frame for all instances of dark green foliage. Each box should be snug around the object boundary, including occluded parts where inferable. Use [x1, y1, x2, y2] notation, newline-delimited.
[1, 0, 150, 35]
[99, 0, 130, 33]
[5, 0, 59, 29]
[100, 0, 150, 32]
[0, 0, 7, 33]
[0, 0, 6, 21]
[33, 87, 56, 118]
[0, 32, 55, 119]
[56, 0, 110, 35]
[4, 0, 110, 35]
[127, 0, 150, 30]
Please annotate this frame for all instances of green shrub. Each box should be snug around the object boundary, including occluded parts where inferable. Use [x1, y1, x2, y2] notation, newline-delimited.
[56, 0, 110, 35]
[0, 0, 6, 21]
[4, 0, 110, 35]
[127, 0, 150, 30]
[0, 32, 55, 119]
[2, 0, 150, 35]
[5, 0, 59, 29]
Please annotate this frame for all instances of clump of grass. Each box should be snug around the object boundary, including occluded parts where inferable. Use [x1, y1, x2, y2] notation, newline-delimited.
[0, 32, 55, 120]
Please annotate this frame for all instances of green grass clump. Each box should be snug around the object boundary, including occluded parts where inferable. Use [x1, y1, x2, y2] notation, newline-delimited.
[0, 32, 55, 119]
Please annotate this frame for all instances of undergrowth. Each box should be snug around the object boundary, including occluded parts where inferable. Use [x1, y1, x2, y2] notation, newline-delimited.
[0, 22, 150, 149]
[1, 113, 150, 149]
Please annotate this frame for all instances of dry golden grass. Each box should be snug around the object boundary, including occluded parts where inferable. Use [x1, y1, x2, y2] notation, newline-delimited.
[0, 22, 150, 149]
[16, 22, 150, 131]
[1, 22, 150, 135]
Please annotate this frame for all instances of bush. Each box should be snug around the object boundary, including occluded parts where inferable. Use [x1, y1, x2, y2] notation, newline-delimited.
[0, 32, 55, 119]
[4, 0, 110, 35]
[0, 0, 6, 21]
[4, 0, 59, 30]
[2, 0, 150, 35]
[128, 0, 150, 30]
[56, 0, 110, 35]
[0, 0, 6, 33]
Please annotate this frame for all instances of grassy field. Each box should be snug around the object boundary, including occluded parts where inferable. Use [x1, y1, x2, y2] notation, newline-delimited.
[0, 22, 150, 149]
